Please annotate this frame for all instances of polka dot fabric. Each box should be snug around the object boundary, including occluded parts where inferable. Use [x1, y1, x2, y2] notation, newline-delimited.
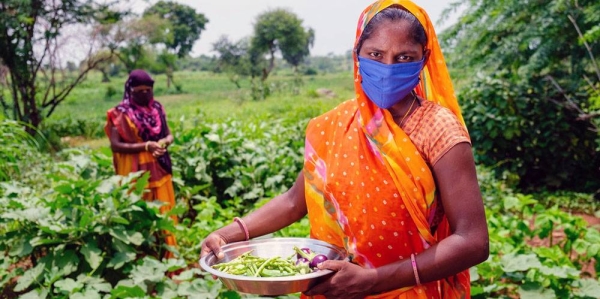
[301, 1, 471, 298]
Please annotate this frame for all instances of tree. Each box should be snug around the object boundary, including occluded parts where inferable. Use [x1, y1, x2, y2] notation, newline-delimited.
[439, 0, 600, 192]
[212, 36, 252, 89]
[250, 8, 314, 81]
[0, 0, 122, 132]
[143, 0, 208, 89]
[97, 15, 168, 74]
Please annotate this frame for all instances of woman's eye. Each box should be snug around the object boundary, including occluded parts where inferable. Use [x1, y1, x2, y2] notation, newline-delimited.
[369, 52, 381, 58]
[396, 55, 411, 62]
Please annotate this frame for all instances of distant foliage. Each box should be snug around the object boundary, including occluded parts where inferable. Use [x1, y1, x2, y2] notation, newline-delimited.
[461, 73, 599, 192]
[441, 0, 600, 192]
[171, 115, 306, 216]
[0, 121, 40, 182]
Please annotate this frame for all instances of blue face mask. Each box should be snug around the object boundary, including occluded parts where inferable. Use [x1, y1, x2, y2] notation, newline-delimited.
[358, 57, 424, 109]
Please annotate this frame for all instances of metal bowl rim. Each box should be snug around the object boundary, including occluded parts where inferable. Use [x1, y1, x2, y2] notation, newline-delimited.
[199, 237, 346, 282]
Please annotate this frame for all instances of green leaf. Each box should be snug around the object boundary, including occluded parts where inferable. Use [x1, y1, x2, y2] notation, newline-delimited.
[75, 274, 112, 293]
[538, 265, 578, 279]
[110, 216, 130, 225]
[205, 133, 220, 142]
[14, 262, 45, 292]
[107, 252, 136, 270]
[109, 227, 131, 244]
[29, 237, 63, 247]
[501, 253, 542, 272]
[54, 277, 83, 294]
[111, 239, 136, 254]
[469, 266, 480, 281]
[133, 171, 150, 195]
[79, 213, 92, 228]
[131, 257, 167, 284]
[128, 231, 144, 246]
[81, 242, 103, 270]
[54, 183, 73, 194]
[18, 288, 49, 299]
[518, 282, 556, 299]
[503, 196, 520, 210]
[70, 290, 102, 299]
[589, 243, 600, 256]
[110, 285, 147, 298]
[574, 278, 600, 298]
[8, 239, 33, 257]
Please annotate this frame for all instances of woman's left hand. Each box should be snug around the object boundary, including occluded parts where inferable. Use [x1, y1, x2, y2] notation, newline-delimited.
[157, 138, 170, 148]
[303, 260, 376, 299]
[150, 139, 170, 157]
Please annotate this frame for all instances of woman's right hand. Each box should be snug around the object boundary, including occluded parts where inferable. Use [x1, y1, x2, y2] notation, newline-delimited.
[200, 232, 228, 260]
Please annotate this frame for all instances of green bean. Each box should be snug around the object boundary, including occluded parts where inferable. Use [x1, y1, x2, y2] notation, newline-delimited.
[212, 248, 319, 277]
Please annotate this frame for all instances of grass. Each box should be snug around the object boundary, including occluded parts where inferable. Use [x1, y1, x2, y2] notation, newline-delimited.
[49, 70, 355, 148]
[54, 70, 354, 123]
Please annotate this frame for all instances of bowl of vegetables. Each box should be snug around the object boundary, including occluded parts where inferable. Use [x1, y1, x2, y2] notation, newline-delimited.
[199, 237, 347, 296]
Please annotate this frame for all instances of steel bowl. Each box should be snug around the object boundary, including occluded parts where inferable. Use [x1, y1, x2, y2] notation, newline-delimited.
[199, 237, 347, 296]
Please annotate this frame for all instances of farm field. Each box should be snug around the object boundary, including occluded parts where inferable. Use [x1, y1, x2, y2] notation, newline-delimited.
[2, 69, 599, 299]
[50, 70, 354, 148]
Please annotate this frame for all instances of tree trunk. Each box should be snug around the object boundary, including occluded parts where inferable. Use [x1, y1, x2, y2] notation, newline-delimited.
[101, 70, 110, 83]
[166, 65, 174, 89]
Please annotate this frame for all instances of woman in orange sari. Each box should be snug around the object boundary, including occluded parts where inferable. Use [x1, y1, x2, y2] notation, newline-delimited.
[105, 69, 178, 259]
[201, 1, 489, 298]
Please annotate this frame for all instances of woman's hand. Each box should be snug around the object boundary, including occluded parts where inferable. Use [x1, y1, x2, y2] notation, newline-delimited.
[146, 141, 167, 157]
[200, 233, 228, 279]
[200, 233, 228, 260]
[303, 260, 376, 299]
[157, 138, 171, 148]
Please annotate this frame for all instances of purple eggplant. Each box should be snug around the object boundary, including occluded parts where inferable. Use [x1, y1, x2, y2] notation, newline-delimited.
[296, 257, 309, 265]
[293, 246, 329, 269]
[309, 254, 329, 268]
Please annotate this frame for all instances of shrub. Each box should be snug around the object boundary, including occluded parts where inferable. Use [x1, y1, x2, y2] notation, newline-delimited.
[461, 73, 599, 193]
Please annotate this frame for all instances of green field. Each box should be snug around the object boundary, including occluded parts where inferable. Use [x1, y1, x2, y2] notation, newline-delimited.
[54, 71, 353, 121]
[49, 70, 354, 148]
[3, 69, 600, 299]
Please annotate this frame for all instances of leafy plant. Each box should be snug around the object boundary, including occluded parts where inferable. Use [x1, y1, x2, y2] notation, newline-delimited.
[472, 187, 600, 298]
[0, 120, 40, 182]
[441, 0, 600, 193]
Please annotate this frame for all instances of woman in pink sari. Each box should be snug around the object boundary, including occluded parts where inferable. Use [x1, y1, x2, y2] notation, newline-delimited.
[105, 69, 178, 259]
[201, 1, 489, 298]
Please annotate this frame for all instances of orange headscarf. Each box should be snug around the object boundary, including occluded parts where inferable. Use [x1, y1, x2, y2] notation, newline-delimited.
[355, 0, 465, 126]
[303, 1, 470, 298]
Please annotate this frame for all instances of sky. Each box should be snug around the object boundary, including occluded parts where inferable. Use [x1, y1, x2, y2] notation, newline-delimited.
[146, 0, 464, 57]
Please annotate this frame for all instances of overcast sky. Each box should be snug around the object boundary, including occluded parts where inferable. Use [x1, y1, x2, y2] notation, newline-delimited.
[153, 0, 463, 57]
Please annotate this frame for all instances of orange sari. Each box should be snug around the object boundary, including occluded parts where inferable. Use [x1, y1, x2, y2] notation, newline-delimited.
[105, 109, 178, 259]
[303, 0, 470, 298]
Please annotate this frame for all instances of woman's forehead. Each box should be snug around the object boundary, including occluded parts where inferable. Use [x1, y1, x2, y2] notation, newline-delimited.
[363, 20, 415, 44]
[132, 85, 152, 91]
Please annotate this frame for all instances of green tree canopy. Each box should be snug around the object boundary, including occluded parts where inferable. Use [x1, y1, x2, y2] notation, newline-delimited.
[143, 0, 208, 58]
[250, 8, 314, 80]
[143, 1, 208, 89]
[440, 0, 600, 192]
[212, 36, 254, 89]
[0, 0, 123, 131]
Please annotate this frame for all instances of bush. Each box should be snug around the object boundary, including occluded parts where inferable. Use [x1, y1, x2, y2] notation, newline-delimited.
[461, 73, 600, 193]
[0, 120, 40, 182]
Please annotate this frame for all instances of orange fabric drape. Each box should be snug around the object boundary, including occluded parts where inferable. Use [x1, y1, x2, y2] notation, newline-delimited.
[105, 108, 178, 259]
[302, 1, 470, 298]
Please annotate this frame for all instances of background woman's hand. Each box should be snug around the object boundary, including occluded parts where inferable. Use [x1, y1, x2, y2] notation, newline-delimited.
[303, 260, 376, 299]
[147, 141, 167, 157]
[157, 138, 170, 148]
